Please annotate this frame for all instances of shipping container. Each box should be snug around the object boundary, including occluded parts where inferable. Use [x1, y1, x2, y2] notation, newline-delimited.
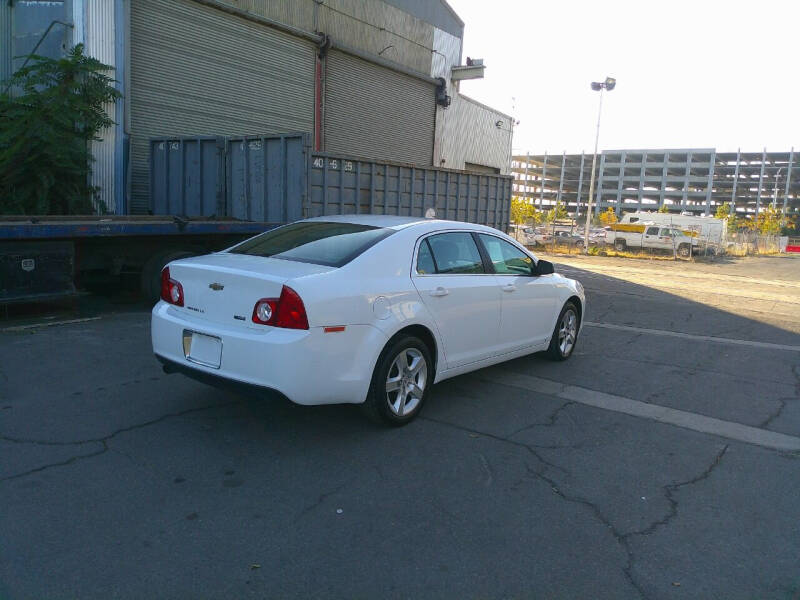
[150, 134, 512, 231]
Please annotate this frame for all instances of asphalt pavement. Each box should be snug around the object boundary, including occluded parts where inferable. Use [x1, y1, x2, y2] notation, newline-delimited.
[1, 254, 799, 599]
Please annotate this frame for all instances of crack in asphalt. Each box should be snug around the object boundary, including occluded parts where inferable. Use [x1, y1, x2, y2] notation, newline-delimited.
[0, 400, 242, 483]
[763, 364, 800, 429]
[759, 399, 789, 429]
[294, 480, 352, 522]
[522, 443, 729, 600]
[505, 401, 576, 439]
[423, 413, 732, 600]
[421, 416, 572, 476]
[622, 445, 729, 539]
[1, 441, 109, 482]
[520, 458, 648, 599]
[793, 364, 800, 397]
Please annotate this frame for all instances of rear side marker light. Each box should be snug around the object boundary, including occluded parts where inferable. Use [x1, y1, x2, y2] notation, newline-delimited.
[160, 266, 184, 307]
[324, 326, 346, 333]
[252, 286, 309, 330]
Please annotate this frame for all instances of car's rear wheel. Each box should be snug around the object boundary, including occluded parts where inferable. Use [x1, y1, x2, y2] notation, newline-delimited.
[362, 335, 432, 426]
[614, 239, 626, 252]
[546, 302, 580, 361]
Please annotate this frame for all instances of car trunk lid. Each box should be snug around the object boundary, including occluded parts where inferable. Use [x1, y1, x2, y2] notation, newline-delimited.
[167, 253, 334, 328]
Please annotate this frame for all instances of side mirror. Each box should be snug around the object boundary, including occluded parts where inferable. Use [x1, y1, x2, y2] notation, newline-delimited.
[536, 259, 554, 275]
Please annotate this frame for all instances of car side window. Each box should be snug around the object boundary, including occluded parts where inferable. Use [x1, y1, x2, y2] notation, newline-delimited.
[646, 226, 659, 235]
[477, 234, 534, 275]
[659, 228, 671, 237]
[424, 232, 485, 274]
[416, 239, 436, 274]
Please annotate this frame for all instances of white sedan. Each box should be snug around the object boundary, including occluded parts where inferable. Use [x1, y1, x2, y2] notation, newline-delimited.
[152, 215, 585, 425]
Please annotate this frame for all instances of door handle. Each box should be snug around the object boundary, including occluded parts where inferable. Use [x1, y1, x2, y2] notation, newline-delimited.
[502, 284, 517, 293]
[429, 286, 449, 297]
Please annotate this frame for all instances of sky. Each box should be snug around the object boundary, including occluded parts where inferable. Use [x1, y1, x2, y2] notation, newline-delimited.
[448, 0, 799, 156]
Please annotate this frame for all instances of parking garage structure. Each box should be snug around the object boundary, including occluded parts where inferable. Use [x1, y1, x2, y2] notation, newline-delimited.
[513, 148, 798, 217]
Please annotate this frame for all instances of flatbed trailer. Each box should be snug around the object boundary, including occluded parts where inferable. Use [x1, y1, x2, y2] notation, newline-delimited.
[1, 135, 513, 306]
[0, 216, 280, 303]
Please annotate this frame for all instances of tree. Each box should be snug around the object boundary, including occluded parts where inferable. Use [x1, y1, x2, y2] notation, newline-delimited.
[715, 202, 739, 233]
[714, 202, 731, 220]
[754, 205, 783, 236]
[510, 197, 542, 226]
[545, 204, 568, 223]
[0, 44, 121, 215]
[599, 207, 617, 226]
[657, 204, 669, 213]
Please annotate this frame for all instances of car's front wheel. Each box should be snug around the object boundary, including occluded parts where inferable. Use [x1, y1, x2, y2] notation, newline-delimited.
[362, 335, 433, 426]
[546, 302, 580, 361]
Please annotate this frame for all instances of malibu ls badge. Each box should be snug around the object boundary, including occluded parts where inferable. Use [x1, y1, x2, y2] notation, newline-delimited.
[209, 282, 224, 291]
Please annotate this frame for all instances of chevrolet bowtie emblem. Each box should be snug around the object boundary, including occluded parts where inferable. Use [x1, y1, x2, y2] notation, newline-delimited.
[209, 282, 224, 291]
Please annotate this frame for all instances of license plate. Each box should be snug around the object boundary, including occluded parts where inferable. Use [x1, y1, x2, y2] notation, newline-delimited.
[182, 330, 222, 369]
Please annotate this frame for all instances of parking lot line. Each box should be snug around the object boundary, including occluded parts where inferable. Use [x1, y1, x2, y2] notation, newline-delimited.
[0, 317, 102, 332]
[585, 321, 800, 352]
[486, 370, 800, 452]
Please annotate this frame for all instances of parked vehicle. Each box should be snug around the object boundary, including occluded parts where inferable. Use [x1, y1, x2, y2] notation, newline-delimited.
[153, 215, 586, 425]
[552, 230, 586, 248]
[589, 228, 607, 245]
[606, 222, 695, 257]
[527, 227, 553, 246]
[620, 212, 726, 246]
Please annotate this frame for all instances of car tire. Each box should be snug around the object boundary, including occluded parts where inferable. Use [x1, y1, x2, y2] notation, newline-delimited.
[614, 239, 626, 252]
[677, 244, 691, 258]
[545, 302, 580, 361]
[362, 335, 433, 426]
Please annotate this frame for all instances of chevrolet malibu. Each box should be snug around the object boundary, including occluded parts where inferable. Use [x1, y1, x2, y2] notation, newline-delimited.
[152, 215, 585, 425]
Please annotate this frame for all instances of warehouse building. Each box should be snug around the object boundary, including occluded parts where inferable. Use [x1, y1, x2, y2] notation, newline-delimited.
[1, 0, 513, 215]
[513, 149, 799, 217]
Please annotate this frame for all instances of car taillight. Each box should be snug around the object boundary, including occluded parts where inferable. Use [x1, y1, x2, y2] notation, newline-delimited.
[160, 266, 184, 307]
[252, 285, 309, 330]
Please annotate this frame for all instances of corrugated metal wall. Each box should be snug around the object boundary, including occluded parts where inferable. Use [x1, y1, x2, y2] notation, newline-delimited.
[151, 137, 225, 217]
[325, 49, 435, 166]
[227, 134, 307, 222]
[146, 137, 512, 231]
[436, 93, 513, 175]
[309, 153, 512, 231]
[129, 0, 316, 214]
[150, 134, 308, 222]
[319, 0, 434, 74]
[0, 2, 11, 84]
[85, 0, 117, 214]
[430, 27, 511, 175]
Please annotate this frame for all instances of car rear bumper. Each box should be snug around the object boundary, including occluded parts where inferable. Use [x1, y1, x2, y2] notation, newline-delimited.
[151, 301, 388, 405]
[156, 354, 284, 400]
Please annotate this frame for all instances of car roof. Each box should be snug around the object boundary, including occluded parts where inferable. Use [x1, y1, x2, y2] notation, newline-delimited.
[302, 214, 502, 234]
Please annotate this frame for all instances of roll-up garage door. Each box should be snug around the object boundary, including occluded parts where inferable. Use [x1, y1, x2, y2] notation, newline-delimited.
[129, 0, 315, 214]
[324, 50, 435, 166]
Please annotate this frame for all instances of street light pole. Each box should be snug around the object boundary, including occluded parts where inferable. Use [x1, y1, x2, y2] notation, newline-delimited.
[584, 77, 615, 251]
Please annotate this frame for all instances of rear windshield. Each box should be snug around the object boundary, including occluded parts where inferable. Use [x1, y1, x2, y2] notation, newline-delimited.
[228, 221, 393, 267]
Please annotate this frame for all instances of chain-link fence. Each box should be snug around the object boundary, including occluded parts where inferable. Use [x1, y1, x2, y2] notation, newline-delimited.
[722, 232, 786, 256]
[520, 226, 789, 259]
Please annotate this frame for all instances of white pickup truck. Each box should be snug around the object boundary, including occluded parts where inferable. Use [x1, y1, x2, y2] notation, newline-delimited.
[606, 223, 695, 257]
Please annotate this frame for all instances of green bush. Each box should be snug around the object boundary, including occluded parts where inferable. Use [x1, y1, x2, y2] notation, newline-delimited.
[0, 44, 121, 215]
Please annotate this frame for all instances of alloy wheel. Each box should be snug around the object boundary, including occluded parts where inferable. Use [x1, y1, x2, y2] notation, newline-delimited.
[385, 348, 427, 417]
[558, 309, 577, 356]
